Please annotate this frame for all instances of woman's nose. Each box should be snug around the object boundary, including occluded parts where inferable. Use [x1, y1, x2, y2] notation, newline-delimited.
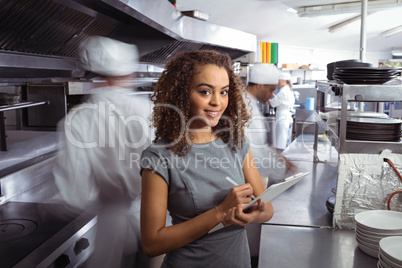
[209, 93, 221, 106]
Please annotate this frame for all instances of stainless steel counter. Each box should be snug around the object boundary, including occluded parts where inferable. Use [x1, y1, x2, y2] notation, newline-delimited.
[0, 101, 47, 151]
[265, 133, 338, 227]
[267, 160, 337, 227]
[0, 130, 58, 178]
[257, 134, 378, 267]
[282, 134, 338, 164]
[259, 225, 377, 268]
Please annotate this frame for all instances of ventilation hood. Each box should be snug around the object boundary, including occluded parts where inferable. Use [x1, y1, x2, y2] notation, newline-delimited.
[0, 0, 256, 82]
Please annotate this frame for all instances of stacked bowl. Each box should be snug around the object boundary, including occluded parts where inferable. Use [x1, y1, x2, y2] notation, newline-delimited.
[326, 59, 372, 81]
[377, 236, 402, 268]
[378, 236, 402, 268]
[354, 210, 402, 258]
[333, 67, 400, 85]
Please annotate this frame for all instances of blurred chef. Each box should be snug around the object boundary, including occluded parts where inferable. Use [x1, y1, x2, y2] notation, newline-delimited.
[268, 72, 295, 152]
[244, 63, 296, 259]
[245, 63, 290, 185]
[53, 36, 153, 267]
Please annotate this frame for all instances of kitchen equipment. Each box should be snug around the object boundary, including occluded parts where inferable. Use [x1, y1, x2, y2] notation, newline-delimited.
[346, 117, 402, 142]
[322, 110, 390, 140]
[0, 0, 255, 83]
[347, 111, 389, 118]
[379, 236, 402, 268]
[333, 67, 400, 85]
[327, 60, 372, 81]
[354, 210, 402, 258]
[26, 83, 67, 127]
[0, 201, 96, 267]
[323, 110, 389, 124]
[0, 93, 20, 106]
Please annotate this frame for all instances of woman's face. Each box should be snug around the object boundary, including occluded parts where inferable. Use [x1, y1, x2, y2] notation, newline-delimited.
[188, 64, 230, 129]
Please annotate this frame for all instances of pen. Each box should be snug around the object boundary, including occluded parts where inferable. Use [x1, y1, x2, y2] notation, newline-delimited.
[225, 177, 255, 199]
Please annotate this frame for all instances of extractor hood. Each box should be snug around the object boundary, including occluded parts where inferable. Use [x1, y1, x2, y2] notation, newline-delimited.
[0, 0, 257, 82]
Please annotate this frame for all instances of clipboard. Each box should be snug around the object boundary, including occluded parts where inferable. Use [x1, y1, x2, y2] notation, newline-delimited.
[208, 172, 310, 234]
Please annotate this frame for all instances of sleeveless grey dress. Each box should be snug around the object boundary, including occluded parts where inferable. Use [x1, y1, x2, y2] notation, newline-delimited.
[141, 138, 251, 268]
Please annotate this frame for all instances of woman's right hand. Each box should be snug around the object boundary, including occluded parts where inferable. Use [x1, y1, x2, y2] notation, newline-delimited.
[216, 183, 254, 224]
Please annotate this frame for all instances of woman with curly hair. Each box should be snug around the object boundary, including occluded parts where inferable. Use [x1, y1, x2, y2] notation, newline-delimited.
[140, 50, 274, 267]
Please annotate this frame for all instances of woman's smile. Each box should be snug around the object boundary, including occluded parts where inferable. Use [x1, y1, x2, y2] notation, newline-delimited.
[205, 109, 221, 118]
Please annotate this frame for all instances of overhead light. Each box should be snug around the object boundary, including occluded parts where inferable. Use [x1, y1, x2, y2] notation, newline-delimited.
[286, 8, 297, 14]
[328, 12, 375, 32]
[298, 0, 402, 17]
[382, 25, 402, 37]
[391, 48, 402, 56]
[391, 49, 402, 59]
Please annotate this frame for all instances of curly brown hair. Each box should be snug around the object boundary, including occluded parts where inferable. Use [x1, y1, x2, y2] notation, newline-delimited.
[151, 50, 250, 157]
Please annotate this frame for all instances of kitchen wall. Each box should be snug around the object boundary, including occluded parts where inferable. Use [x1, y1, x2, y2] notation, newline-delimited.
[236, 44, 390, 81]
[278, 44, 390, 70]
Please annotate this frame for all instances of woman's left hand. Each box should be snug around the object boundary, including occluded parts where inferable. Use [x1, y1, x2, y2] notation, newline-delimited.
[221, 199, 266, 227]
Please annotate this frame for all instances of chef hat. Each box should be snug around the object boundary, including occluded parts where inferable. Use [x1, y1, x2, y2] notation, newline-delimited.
[278, 72, 291, 81]
[249, 63, 279, 85]
[79, 36, 139, 76]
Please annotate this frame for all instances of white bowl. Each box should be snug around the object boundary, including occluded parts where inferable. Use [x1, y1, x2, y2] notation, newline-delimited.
[356, 230, 383, 243]
[356, 232, 380, 245]
[380, 251, 402, 268]
[356, 227, 401, 239]
[358, 242, 379, 258]
[356, 227, 402, 240]
[379, 236, 402, 265]
[357, 222, 402, 236]
[356, 236, 378, 250]
[355, 210, 402, 233]
[358, 229, 402, 238]
[378, 256, 393, 268]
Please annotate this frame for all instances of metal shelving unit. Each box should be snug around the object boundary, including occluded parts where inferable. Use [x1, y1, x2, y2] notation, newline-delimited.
[0, 101, 48, 151]
[280, 68, 326, 84]
[314, 82, 402, 157]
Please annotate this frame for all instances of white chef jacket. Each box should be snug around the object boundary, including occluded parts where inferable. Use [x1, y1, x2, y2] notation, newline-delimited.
[269, 85, 295, 150]
[244, 93, 287, 185]
[53, 87, 153, 268]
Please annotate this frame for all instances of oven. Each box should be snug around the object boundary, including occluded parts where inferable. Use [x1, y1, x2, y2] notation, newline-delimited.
[25, 83, 67, 128]
[0, 157, 97, 268]
[0, 202, 97, 268]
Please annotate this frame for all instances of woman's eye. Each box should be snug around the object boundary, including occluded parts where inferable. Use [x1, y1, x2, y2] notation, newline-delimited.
[200, 90, 210, 95]
[221, 90, 228, 96]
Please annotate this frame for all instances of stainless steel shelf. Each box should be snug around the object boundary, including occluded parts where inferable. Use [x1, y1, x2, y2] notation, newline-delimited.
[341, 140, 402, 154]
[0, 101, 47, 112]
[342, 84, 402, 102]
[315, 82, 402, 156]
[0, 101, 48, 151]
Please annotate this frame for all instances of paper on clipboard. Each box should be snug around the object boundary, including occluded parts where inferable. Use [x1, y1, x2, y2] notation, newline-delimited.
[208, 172, 310, 234]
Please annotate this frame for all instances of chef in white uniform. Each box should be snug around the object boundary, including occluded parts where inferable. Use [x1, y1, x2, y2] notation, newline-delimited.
[244, 63, 297, 260]
[269, 72, 295, 152]
[53, 36, 153, 268]
[244, 64, 290, 185]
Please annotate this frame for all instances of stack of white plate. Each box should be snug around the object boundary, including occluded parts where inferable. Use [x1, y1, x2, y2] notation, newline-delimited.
[378, 236, 402, 268]
[354, 210, 402, 258]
